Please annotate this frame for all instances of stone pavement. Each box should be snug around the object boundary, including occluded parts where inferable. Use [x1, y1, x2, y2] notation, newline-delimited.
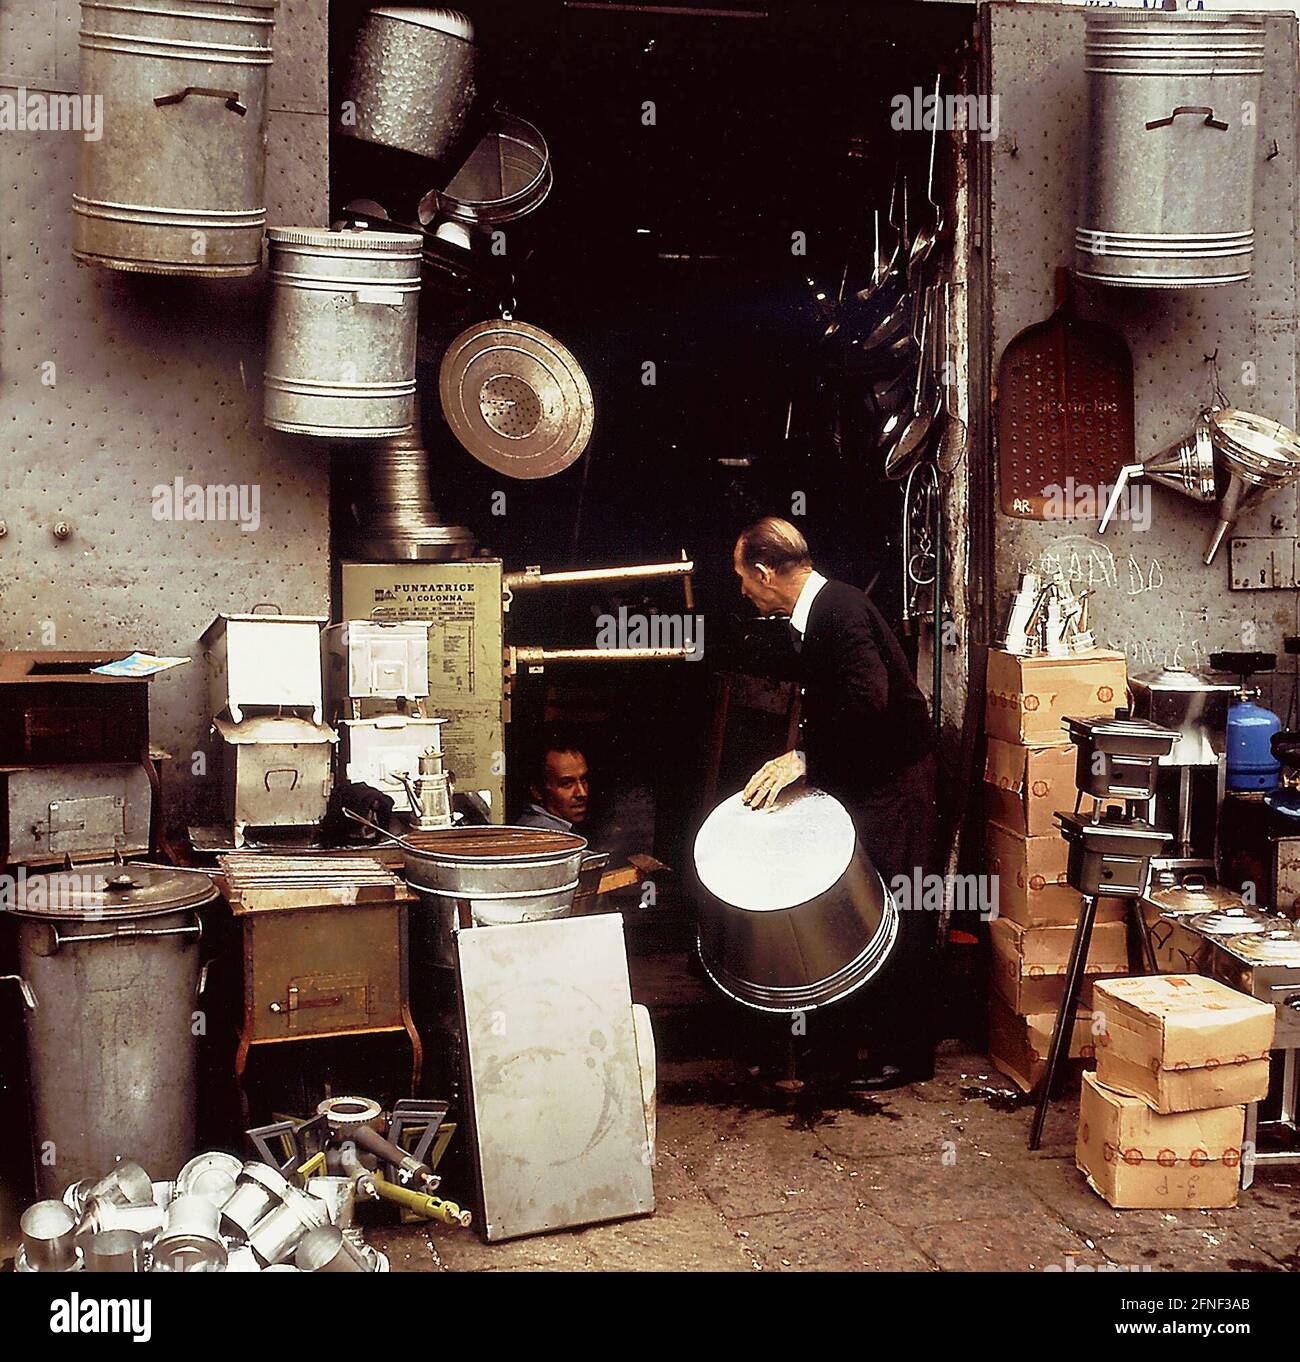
[373, 1006, 1300, 1273]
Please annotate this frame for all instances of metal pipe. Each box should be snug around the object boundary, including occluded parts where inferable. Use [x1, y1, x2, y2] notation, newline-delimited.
[503, 559, 694, 592]
[371, 1172, 471, 1227]
[512, 645, 696, 666]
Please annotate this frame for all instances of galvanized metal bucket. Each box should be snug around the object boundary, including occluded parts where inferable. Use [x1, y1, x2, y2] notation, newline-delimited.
[74, 0, 276, 277]
[1076, 12, 1265, 288]
[264, 227, 423, 438]
[2, 863, 218, 1197]
[341, 7, 479, 162]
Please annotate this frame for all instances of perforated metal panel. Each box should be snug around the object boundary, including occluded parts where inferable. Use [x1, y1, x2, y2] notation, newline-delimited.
[986, 3, 1299, 696]
[0, 0, 332, 830]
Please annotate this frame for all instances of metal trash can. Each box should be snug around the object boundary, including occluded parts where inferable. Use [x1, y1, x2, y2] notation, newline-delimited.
[264, 226, 423, 438]
[1076, 11, 1265, 288]
[1, 863, 218, 1197]
[340, 7, 479, 163]
[74, 0, 276, 277]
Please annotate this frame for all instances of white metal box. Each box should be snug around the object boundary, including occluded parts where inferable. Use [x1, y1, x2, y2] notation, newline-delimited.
[213, 716, 336, 846]
[0, 763, 152, 864]
[339, 717, 446, 813]
[201, 613, 328, 725]
[325, 621, 431, 708]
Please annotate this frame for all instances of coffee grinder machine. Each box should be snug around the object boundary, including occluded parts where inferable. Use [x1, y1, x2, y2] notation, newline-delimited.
[1028, 710, 1178, 1149]
[1130, 666, 1235, 878]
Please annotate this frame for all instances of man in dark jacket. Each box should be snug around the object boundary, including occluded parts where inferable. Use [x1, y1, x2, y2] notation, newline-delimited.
[734, 516, 939, 1088]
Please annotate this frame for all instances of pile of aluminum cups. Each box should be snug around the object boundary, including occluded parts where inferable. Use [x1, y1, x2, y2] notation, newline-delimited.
[17, 1154, 389, 1273]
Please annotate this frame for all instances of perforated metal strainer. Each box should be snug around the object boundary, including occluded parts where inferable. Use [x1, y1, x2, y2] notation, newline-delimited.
[437, 318, 595, 479]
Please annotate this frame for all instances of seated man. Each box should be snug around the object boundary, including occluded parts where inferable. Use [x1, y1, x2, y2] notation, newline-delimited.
[515, 729, 590, 834]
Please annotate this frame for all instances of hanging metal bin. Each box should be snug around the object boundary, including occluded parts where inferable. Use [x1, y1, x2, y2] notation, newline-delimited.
[2, 863, 218, 1197]
[264, 227, 423, 438]
[1076, 12, 1265, 288]
[74, 0, 276, 277]
[340, 7, 480, 163]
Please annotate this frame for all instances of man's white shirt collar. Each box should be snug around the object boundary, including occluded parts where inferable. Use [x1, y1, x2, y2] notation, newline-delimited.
[789, 570, 828, 638]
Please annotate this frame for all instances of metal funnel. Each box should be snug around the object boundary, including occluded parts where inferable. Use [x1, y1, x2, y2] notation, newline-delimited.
[1203, 409, 1300, 564]
[1098, 410, 1216, 533]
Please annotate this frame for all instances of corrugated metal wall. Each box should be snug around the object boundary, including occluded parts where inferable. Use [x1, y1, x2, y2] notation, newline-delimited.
[0, 0, 332, 830]
[985, 2, 1299, 708]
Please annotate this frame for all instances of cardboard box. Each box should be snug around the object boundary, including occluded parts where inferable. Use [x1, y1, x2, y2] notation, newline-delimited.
[988, 993, 1097, 1093]
[990, 916, 1129, 1015]
[985, 821, 1127, 927]
[1076, 1071, 1243, 1209]
[984, 737, 1122, 838]
[1093, 975, 1275, 1114]
[984, 648, 1127, 747]
[984, 738, 1079, 838]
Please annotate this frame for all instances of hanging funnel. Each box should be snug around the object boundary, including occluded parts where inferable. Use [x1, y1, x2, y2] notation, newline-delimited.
[1203, 409, 1300, 564]
[1098, 410, 1217, 533]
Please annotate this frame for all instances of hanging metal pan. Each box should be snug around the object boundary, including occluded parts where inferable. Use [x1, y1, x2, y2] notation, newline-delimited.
[438, 319, 594, 479]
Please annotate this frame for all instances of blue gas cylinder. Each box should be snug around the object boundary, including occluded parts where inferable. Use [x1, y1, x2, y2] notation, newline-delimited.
[1226, 693, 1281, 791]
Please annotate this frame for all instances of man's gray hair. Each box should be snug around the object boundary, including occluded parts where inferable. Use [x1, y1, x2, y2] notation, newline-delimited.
[736, 517, 812, 573]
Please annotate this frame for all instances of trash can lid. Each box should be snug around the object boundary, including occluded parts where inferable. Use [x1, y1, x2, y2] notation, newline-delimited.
[5, 862, 219, 920]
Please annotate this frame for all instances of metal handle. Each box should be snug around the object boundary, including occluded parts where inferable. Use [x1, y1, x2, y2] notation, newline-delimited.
[155, 87, 247, 117]
[264, 768, 300, 793]
[250, 603, 283, 615]
[354, 287, 405, 306]
[0, 974, 37, 1009]
[1146, 106, 1228, 132]
[46, 922, 201, 951]
[395, 771, 424, 817]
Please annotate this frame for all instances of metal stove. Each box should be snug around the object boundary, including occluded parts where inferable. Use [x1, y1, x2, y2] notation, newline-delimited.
[1211, 925, 1300, 1187]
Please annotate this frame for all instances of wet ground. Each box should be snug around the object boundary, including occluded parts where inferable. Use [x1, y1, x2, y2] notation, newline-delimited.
[372, 953, 1300, 1273]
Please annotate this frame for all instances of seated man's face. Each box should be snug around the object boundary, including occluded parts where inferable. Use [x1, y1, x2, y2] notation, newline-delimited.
[535, 749, 589, 825]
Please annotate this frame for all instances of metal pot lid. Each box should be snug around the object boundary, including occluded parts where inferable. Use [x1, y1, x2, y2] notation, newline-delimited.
[1223, 928, 1300, 965]
[6, 862, 218, 920]
[1189, 906, 1275, 937]
[694, 787, 856, 914]
[439, 320, 594, 479]
[1131, 666, 1236, 695]
[1146, 882, 1246, 916]
[402, 825, 587, 863]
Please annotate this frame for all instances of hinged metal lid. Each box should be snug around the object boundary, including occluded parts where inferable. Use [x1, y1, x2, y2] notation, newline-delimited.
[213, 716, 337, 745]
[6, 862, 218, 920]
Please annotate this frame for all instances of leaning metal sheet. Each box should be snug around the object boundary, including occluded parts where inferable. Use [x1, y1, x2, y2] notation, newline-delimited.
[986, 4, 1299, 698]
[0, 2, 331, 832]
[455, 913, 655, 1242]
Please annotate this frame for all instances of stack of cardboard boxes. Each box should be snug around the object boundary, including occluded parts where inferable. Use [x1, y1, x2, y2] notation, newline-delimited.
[983, 648, 1131, 1092]
[1078, 975, 1275, 1209]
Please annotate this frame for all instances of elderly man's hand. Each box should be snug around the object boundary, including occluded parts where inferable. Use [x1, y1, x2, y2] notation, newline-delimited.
[742, 750, 807, 810]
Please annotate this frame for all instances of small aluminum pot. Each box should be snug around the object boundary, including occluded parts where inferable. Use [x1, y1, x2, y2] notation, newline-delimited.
[248, 1187, 329, 1266]
[19, 1200, 82, 1272]
[220, 1161, 291, 1239]
[86, 1229, 145, 1272]
[294, 1225, 373, 1272]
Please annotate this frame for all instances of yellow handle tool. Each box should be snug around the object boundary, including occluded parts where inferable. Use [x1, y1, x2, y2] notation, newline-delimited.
[372, 1173, 472, 1228]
